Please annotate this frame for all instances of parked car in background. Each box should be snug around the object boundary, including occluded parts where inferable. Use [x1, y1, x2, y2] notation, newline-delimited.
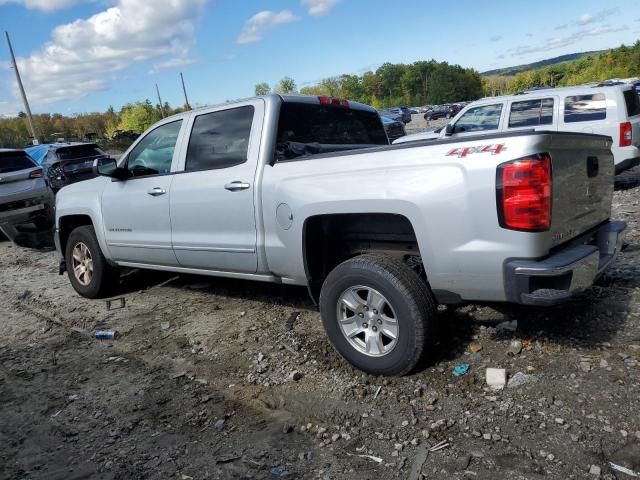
[381, 107, 411, 123]
[401, 84, 640, 173]
[26, 143, 111, 193]
[0, 149, 54, 230]
[380, 115, 406, 142]
[424, 104, 461, 121]
[112, 130, 141, 142]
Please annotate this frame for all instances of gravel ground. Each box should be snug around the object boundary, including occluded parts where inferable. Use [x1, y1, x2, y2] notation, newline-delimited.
[1, 173, 640, 479]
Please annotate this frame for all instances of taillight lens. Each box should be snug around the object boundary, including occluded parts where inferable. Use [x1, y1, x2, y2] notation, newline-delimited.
[29, 168, 44, 178]
[620, 122, 632, 147]
[497, 153, 552, 231]
[318, 95, 349, 107]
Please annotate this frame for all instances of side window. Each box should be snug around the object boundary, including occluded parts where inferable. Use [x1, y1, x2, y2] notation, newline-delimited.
[127, 120, 182, 176]
[564, 94, 606, 123]
[185, 106, 254, 171]
[508, 98, 554, 128]
[453, 104, 503, 133]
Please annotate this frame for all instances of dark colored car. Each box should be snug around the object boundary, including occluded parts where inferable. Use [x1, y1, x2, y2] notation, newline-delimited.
[424, 104, 461, 121]
[380, 115, 407, 143]
[25, 143, 111, 193]
[380, 108, 411, 124]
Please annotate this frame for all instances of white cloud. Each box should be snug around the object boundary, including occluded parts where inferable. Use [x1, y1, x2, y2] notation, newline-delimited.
[148, 57, 196, 74]
[578, 8, 617, 25]
[236, 10, 298, 44]
[301, 0, 341, 16]
[0, 0, 81, 11]
[508, 24, 628, 56]
[7, 0, 207, 107]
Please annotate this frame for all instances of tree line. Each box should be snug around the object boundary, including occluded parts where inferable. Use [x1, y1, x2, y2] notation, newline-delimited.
[0, 100, 188, 149]
[482, 41, 640, 96]
[255, 60, 484, 108]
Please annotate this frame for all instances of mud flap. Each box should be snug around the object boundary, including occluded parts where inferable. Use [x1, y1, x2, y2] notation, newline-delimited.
[0, 221, 55, 250]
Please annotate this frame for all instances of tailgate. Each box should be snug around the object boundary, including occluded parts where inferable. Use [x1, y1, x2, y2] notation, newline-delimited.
[548, 134, 614, 246]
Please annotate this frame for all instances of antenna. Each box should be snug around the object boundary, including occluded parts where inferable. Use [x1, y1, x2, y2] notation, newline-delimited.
[155, 83, 165, 118]
[180, 72, 191, 111]
[5, 31, 39, 144]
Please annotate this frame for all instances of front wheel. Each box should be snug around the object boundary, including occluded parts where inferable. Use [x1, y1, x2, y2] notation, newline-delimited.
[319, 254, 436, 376]
[65, 225, 119, 298]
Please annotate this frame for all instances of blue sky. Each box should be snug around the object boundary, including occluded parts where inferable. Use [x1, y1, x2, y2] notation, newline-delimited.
[1, 0, 639, 116]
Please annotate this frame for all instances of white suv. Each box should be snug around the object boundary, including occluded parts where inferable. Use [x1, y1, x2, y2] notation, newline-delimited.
[396, 83, 640, 173]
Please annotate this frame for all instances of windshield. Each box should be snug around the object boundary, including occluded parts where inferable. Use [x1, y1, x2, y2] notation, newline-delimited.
[0, 151, 36, 173]
[55, 144, 106, 161]
[276, 102, 388, 160]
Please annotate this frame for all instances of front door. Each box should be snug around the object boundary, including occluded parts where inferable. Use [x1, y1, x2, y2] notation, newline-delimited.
[102, 119, 185, 266]
[170, 100, 263, 273]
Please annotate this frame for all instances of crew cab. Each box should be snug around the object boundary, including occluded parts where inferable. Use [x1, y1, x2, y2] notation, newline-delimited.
[54, 94, 625, 376]
[396, 84, 640, 173]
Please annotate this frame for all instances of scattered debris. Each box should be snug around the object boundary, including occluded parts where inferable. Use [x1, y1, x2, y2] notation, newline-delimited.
[507, 372, 538, 388]
[95, 330, 119, 340]
[453, 364, 470, 376]
[105, 297, 126, 311]
[407, 444, 430, 480]
[216, 452, 241, 463]
[496, 320, 517, 334]
[345, 452, 383, 463]
[160, 320, 170, 331]
[468, 343, 483, 353]
[589, 464, 601, 476]
[214, 419, 226, 430]
[270, 466, 287, 475]
[373, 386, 382, 399]
[486, 368, 506, 390]
[507, 340, 523, 356]
[289, 370, 303, 381]
[285, 311, 301, 330]
[609, 462, 640, 478]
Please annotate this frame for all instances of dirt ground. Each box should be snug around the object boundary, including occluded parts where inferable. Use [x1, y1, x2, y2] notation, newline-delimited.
[1, 172, 640, 480]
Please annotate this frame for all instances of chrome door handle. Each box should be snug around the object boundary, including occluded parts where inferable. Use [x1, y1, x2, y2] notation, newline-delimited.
[147, 187, 166, 196]
[224, 181, 250, 191]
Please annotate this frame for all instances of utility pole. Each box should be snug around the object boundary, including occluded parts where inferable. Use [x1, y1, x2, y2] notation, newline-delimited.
[155, 83, 165, 118]
[180, 72, 191, 111]
[5, 31, 39, 144]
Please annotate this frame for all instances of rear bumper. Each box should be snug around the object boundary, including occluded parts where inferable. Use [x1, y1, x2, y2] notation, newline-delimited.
[615, 156, 640, 174]
[504, 220, 626, 306]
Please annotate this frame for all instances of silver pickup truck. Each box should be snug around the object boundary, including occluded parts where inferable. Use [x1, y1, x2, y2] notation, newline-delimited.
[55, 93, 626, 376]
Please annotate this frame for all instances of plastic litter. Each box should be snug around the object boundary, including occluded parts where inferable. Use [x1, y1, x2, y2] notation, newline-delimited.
[453, 364, 470, 376]
[270, 466, 287, 475]
[496, 320, 518, 334]
[610, 462, 640, 477]
[486, 368, 506, 390]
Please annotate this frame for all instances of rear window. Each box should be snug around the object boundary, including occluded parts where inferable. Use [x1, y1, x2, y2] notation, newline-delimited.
[276, 102, 388, 161]
[508, 98, 554, 128]
[564, 94, 606, 123]
[0, 151, 36, 173]
[55, 145, 105, 161]
[623, 89, 640, 117]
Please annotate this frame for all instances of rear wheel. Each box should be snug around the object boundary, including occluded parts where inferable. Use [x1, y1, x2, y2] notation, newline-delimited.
[319, 254, 436, 376]
[65, 225, 119, 298]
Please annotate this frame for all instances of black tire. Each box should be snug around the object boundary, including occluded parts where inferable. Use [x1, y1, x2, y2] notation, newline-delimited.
[319, 254, 436, 376]
[65, 225, 119, 298]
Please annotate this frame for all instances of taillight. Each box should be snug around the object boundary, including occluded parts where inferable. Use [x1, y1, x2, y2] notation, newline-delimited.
[318, 95, 349, 107]
[29, 168, 44, 178]
[496, 153, 551, 231]
[620, 122, 632, 147]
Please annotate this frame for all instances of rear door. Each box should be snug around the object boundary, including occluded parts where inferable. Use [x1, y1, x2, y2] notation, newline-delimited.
[0, 151, 42, 197]
[559, 92, 607, 134]
[169, 99, 263, 273]
[505, 96, 558, 133]
[101, 119, 186, 266]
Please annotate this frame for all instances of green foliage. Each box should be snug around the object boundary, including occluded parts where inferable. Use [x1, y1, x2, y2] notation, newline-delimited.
[254, 82, 271, 96]
[490, 41, 640, 94]
[298, 60, 484, 107]
[117, 100, 162, 132]
[274, 77, 297, 94]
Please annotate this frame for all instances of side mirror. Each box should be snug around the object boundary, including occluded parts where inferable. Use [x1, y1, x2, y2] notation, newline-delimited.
[444, 124, 454, 136]
[93, 157, 127, 180]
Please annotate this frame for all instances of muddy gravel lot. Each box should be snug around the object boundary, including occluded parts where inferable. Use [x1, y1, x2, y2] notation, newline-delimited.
[1, 174, 640, 480]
